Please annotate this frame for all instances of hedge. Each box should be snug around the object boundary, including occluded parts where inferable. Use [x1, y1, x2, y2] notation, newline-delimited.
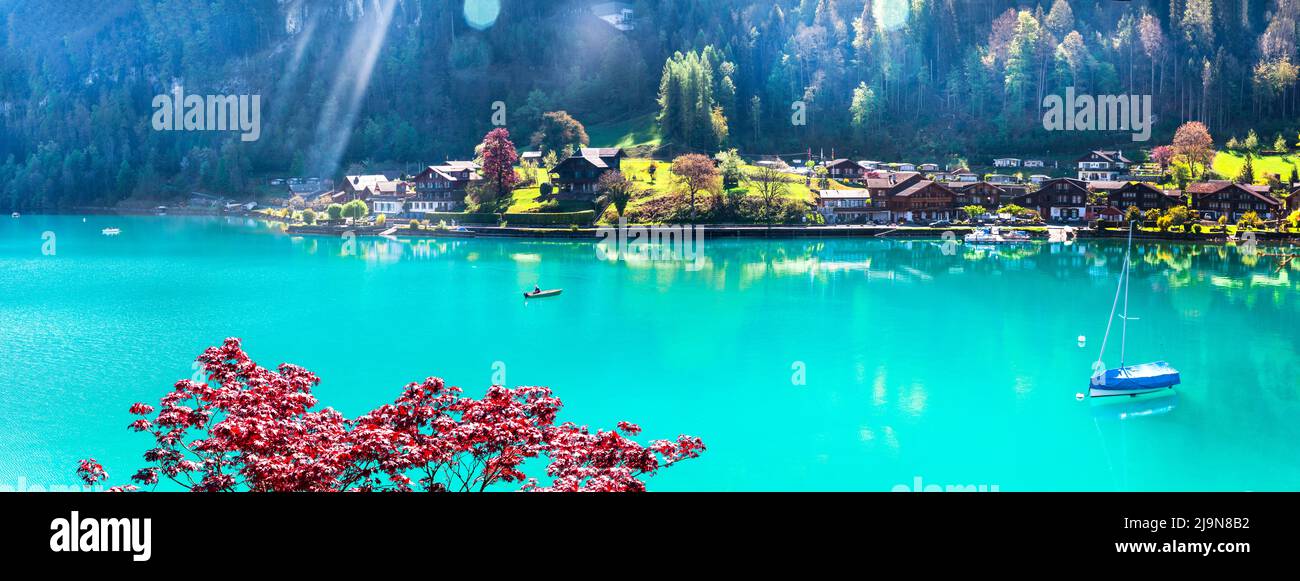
[501, 211, 596, 226]
[419, 212, 501, 224]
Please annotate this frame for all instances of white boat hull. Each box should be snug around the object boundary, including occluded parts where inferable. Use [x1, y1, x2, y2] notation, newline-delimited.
[1088, 385, 1174, 398]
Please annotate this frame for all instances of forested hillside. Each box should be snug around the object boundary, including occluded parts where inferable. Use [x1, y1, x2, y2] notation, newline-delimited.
[2, 0, 1298, 210]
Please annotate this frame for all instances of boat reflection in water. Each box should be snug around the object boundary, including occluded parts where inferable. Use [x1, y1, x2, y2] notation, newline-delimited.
[1089, 391, 1178, 422]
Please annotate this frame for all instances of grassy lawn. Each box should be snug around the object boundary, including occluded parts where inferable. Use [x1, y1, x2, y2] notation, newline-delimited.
[506, 156, 863, 221]
[616, 157, 855, 207]
[1212, 151, 1300, 182]
[506, 186, 543, 213]
[585, 113, 663, 151]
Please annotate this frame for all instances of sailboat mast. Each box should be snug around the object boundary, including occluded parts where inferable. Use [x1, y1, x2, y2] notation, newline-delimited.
[1119, 222, 1134, 368]
[1095, 225, 1129, 371]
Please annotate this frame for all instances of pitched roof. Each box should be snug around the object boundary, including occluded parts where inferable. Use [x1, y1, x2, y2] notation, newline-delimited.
[579, 148, 623, 165]
[1078, 150, 1132, 164]
[894, 180, 953, 197]
[823, 158, 861, 168]
[949, 181, 1006, 192]
[1086, 181, 1128, 191]
[1186, 181, 1282, 205]
[421, 164, 482, 182]
[346, 175, 390, 189]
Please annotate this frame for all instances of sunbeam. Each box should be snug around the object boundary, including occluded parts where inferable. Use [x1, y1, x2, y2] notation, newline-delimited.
[308, 0, 399, 178]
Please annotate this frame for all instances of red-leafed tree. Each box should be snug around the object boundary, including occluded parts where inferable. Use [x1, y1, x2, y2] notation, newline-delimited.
[77, 338, 704, 492]
[478, 127, 520, 211]
[1150, 145, 1175, 171]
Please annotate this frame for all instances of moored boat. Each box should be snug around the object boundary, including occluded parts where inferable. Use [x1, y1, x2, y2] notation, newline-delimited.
[964, 227, 1030, 244]
[1089, 361, 1181, 398]
[1087, 222, 1180, 398]
[10, 212, 18, 218]
[101, 228, 121, 236]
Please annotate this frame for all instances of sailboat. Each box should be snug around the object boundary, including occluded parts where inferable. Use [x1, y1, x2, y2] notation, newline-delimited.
[1088, 222, 1180, 398]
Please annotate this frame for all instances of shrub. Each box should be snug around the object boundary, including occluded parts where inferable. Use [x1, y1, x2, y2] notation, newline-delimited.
[1192, 224, 1202, 234]
[341, 199, 368, 220]
[375, 213, 386, 226]
[409, 219, 421, 230]
[326, 203, 345, 221]
[301, 208, 317, 225]
[501, 211, 596, 226]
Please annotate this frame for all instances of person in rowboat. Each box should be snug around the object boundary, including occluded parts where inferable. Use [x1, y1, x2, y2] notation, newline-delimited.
[533, 284, 541, 294]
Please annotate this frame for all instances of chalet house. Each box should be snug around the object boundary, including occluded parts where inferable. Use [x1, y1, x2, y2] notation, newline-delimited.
[951, 182, 1006, 212]
[1028, 174, 1051, 185]
[1076, 150, 1131, 181]
[1092, 181, 1183, 213]
[411, 163, 481, 213]
[1288, 190, 1300, 213]
[550, 147, 625, 198]
[1013, 178, 1090, 222]
[1024, 160, 1045, 168]
[823, 159, 865, 181]
[816, 189, 889, 223]
[1188, 181, 1283, 221]
[858, 160, 881, 171]
[887, 162, 917, 172]
[986, 174, 1017, 185]
[889, 180, 956, 222]
[861, 173, 922, 220]
[917, 163, 940, 173]
[994, 158, 1021, 168]
[339, 175, 392, 203]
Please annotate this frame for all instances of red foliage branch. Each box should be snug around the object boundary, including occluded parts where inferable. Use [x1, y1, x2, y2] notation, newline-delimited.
[81, 338, 703, 492]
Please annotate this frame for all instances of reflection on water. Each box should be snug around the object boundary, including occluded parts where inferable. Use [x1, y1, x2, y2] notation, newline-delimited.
[3, 215, 1299, 491]
[1090, 392, 1179, 422]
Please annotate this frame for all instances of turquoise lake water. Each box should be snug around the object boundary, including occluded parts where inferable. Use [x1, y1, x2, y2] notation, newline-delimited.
[1, 215, 1298, 491]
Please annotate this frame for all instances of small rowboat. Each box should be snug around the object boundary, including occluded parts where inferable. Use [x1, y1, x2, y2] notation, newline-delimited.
[524, 289, 562, 299]
[10, 212, 19, 218]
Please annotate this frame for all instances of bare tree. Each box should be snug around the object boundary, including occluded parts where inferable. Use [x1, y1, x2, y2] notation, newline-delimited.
[747, 165, 792, 227]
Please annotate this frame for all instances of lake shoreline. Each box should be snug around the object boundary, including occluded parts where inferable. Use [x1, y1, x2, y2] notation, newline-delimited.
[21, 209, 1300, 244]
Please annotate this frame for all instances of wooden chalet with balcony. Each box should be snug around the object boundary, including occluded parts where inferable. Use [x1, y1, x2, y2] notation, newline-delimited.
[550, 148, 625, 199]
[1188, 181, 1283, 222]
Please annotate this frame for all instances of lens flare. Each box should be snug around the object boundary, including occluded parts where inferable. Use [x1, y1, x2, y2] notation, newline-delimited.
[463, 0, 501, 31]
[875, 0, 909, 31]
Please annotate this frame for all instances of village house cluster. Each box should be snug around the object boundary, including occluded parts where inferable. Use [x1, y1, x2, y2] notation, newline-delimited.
[813, 150, 1298, 225]
[255, 143, 1300, 228]
[271, 147, 629, 220]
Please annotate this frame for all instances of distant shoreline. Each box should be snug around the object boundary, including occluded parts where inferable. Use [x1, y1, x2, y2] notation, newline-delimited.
[21, 209, 1300, 245]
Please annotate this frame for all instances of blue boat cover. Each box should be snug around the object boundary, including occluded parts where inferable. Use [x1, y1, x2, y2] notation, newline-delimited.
[1090, 361, 1181, 391]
